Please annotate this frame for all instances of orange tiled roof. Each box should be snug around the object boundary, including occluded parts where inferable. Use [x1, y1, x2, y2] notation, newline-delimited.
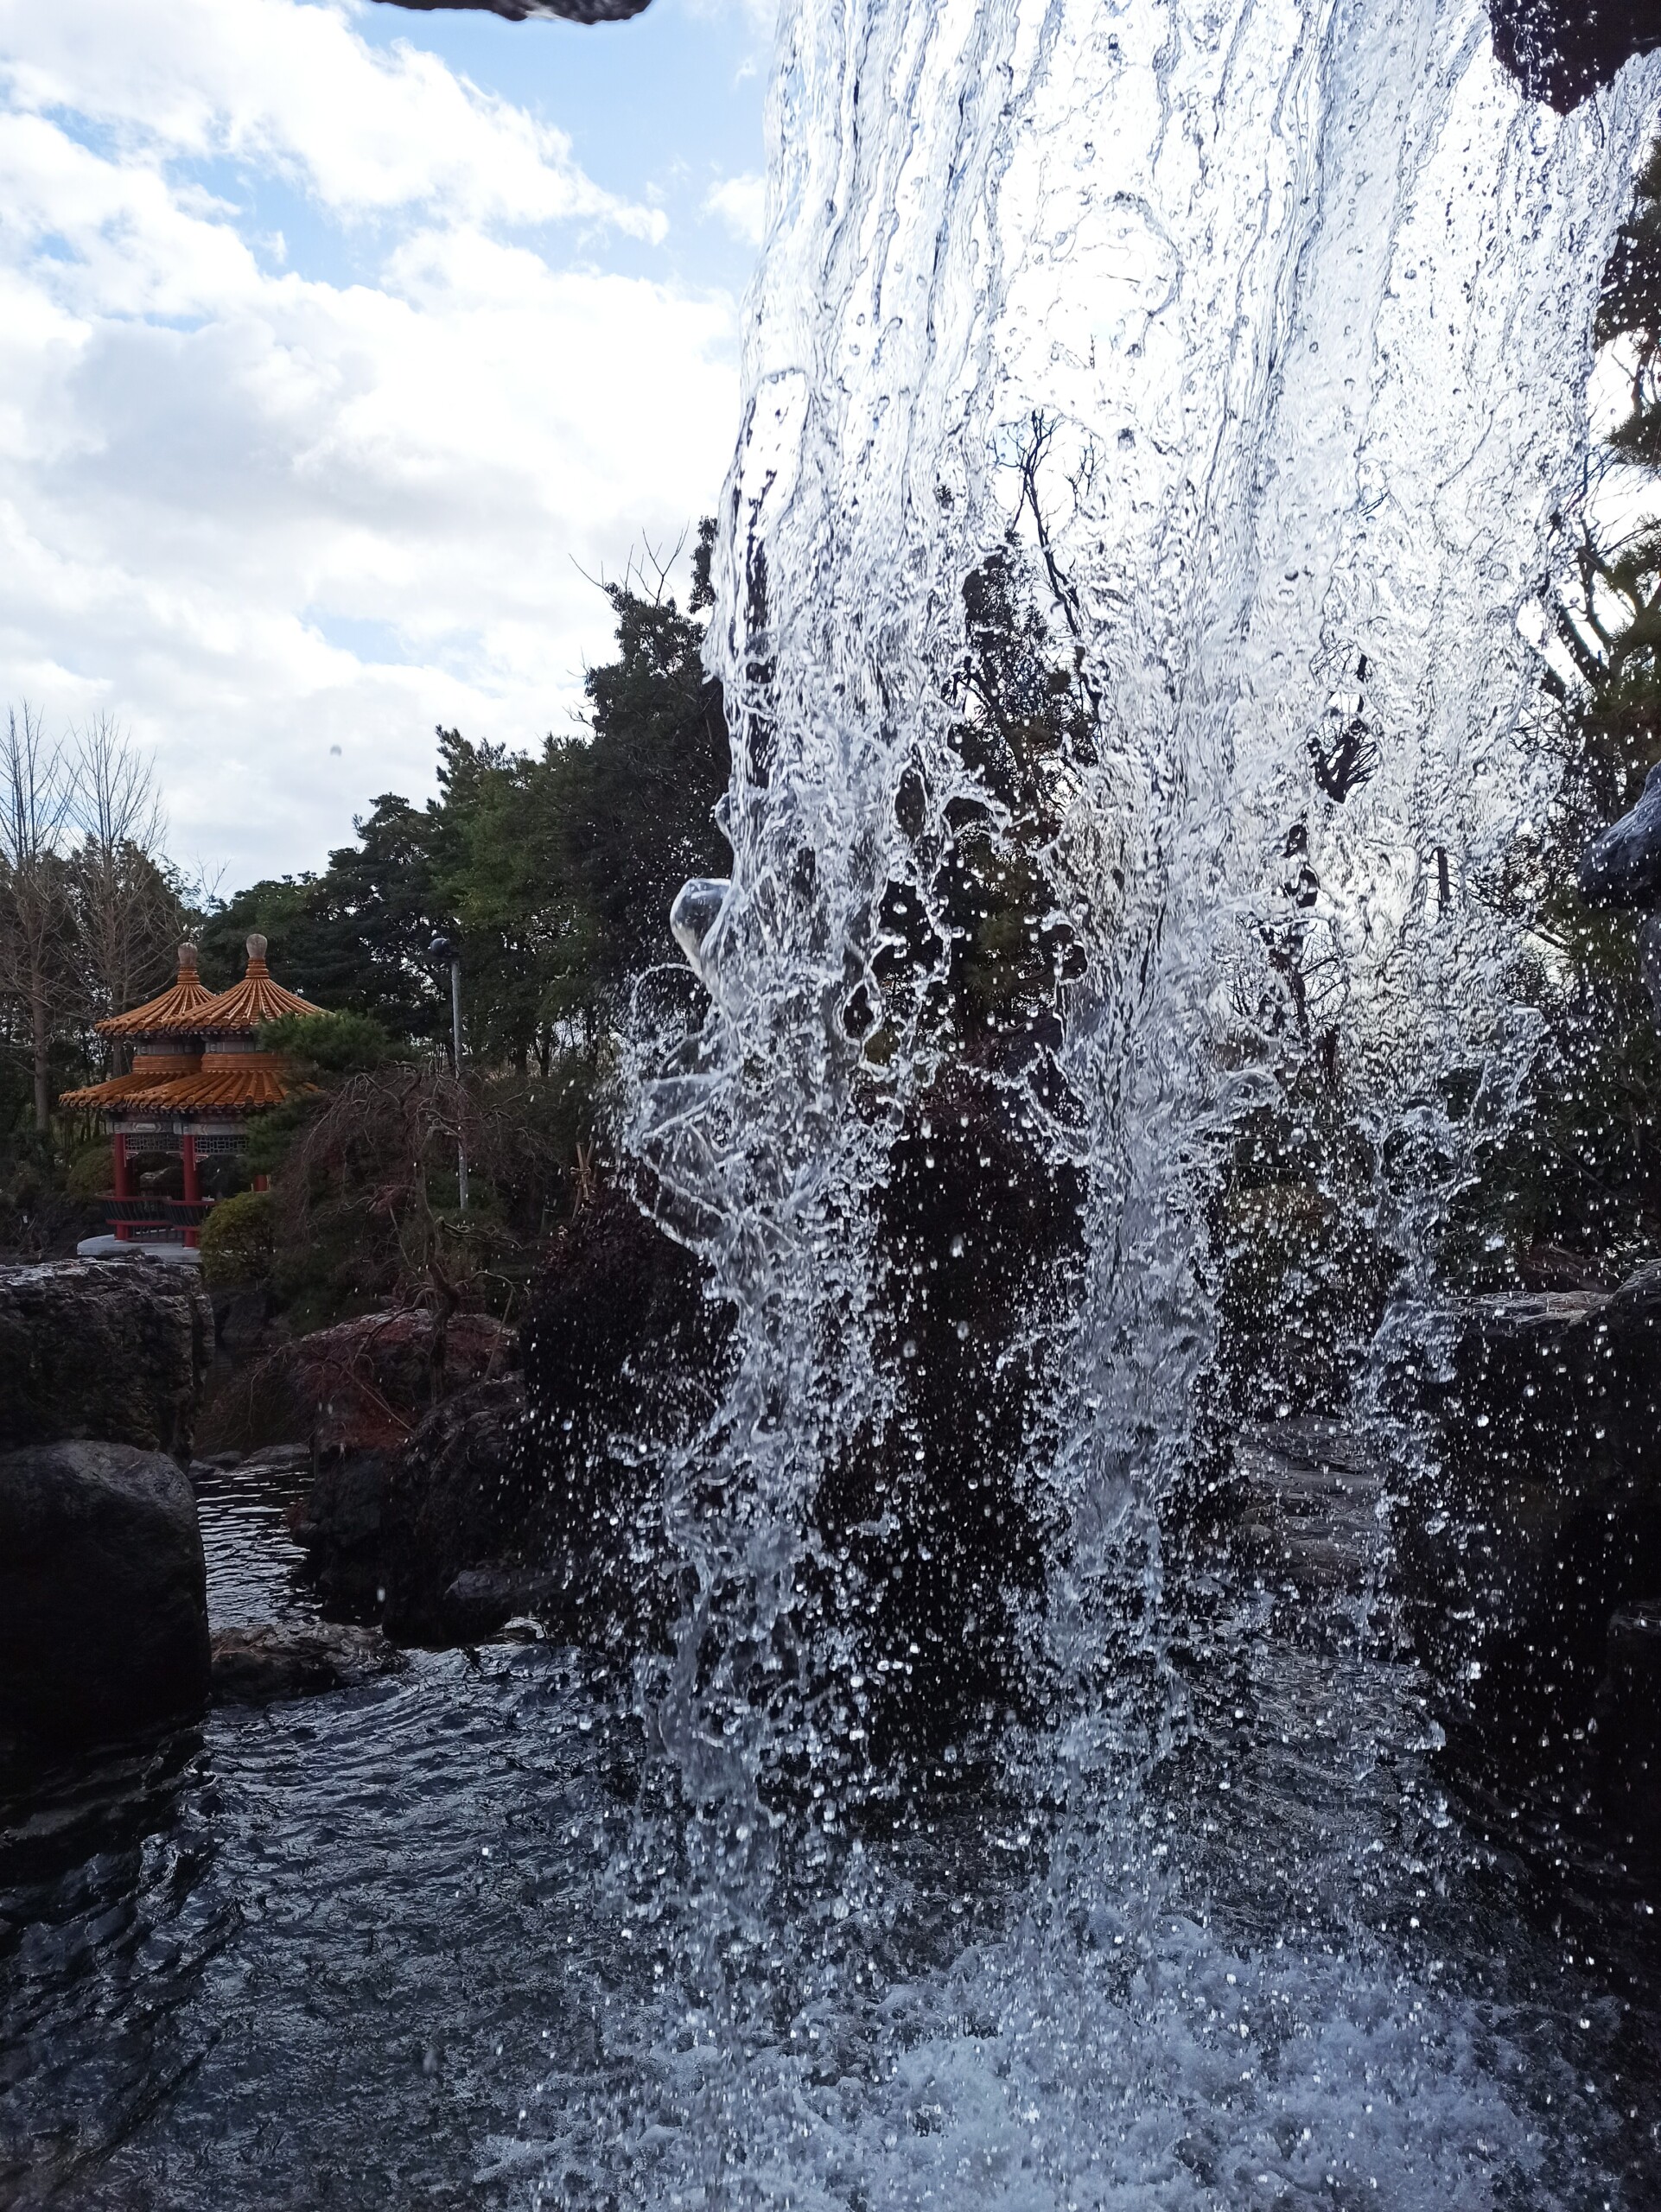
[118, 1065, 305, 1116]
[98, 944, 216, 1037]
[194, 934, 324, 1035]
[60, 1070, 174, 1110]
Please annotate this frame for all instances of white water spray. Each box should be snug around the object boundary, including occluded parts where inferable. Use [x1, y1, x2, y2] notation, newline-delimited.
[579, 3, 1661, 2204]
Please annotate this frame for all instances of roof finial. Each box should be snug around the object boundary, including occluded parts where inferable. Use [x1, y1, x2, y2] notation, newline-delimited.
[245, 933, 269, 969]
[178, 941, 200, 975]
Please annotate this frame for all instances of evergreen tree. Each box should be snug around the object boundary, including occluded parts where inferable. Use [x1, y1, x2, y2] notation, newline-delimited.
[1454, 142, 1661, 1279]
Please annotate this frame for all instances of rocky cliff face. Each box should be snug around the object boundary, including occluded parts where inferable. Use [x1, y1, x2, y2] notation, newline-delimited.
[370, 0, 653, 22]
[364, 1, 1657, 113]
[0, 1441, 211, 1747]
[1488, 0, 1658, 111]
[0, 1261, 212, 1459]
[1401, 1264, 1661, 1791]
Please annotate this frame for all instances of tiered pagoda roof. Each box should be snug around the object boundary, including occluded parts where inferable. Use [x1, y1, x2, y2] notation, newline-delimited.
[126, 1062, 296, 1116]
[60, 1068, 187, 1111]
[193, 938, 323, 1036]
[63, 935, 324, 1120]
[60, 944, 213, 1112]
[97, 943, 217, 1037]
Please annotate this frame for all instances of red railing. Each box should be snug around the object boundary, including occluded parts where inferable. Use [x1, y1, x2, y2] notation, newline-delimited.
[104, 1197, 216, 1241]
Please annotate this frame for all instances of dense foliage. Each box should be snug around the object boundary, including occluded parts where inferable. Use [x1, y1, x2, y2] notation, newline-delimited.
[2, 549, 730, 1286]
[201, 537, 727, 1070]
[207, 553, 729, 1323]
[1449, 143, 1661, 1283]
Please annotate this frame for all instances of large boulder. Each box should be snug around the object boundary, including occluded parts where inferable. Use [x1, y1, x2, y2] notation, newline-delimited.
[295, 1374, 532, 1637]
[1401, 1263, 1661, 1784]
[291, 1195, 733, 1645]
[0, 1441, 210, 1747]
[1594, 1605, 1661, 1851]
[0, 1260, 211, 1458]
[277, 1306, 519, 1456]
[203, 1302, 516, 1458]
[281, 1309, 520, 1625]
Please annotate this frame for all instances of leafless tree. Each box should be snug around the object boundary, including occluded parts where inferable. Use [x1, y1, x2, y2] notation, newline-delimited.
[67, 714, 186, 1050]
[0, 706, 73, 1130]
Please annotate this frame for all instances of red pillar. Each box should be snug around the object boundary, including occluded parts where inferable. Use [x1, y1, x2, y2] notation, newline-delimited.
[112, 1131, 130, 1241]
[181, 1132, 200, 1247]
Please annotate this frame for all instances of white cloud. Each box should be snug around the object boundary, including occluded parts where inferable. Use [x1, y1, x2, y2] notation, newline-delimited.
[0, 0, 741, 886]
[679, 0, 779, 35]
[0, 0, 665, 237]
[704, 171, 766, 247]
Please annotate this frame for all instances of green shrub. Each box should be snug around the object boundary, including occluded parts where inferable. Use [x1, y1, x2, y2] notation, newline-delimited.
[200, 1187, 277, 1288]
[65, 1144, 114, 1199]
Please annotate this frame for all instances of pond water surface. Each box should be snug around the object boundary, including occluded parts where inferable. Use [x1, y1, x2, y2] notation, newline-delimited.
[3, 1467, 1659, 2209]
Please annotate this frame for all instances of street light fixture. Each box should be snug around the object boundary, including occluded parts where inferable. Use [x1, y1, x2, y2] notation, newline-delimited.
[428, 933, 468, 1213]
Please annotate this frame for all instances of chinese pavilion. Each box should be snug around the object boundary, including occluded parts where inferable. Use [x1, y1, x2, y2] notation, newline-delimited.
[63, 934, 323, 1253]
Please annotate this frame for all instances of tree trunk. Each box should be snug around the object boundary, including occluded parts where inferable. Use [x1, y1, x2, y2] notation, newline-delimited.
[30, 973, 50, 1132]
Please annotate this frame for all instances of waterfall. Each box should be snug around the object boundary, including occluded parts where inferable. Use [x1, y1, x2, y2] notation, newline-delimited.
[576, 3, 1661, 2204]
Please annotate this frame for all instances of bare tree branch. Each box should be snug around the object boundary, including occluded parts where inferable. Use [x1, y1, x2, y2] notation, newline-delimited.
[0, 706, 74, 1129]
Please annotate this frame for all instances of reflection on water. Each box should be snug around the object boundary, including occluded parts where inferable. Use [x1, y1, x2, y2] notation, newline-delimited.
[0, 1465, 638, 2209]
[190, 1456, 314, 1629]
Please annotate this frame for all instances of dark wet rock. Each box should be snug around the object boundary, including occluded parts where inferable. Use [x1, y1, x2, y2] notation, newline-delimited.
[285, 1307, 519, 1456]
[0, 1441, 209, 1747]
[290, 1194, 732, 1645]
[236, 1443, 313, 1480]
[521, 1190, 729, 1475]
[201, 1304, 516, 1459]
[519, 1188, 734, 1637]
[1234, 1418, 1386, 1605]
[1402, 1264, 1661, 1784]
[1594, 1605, 1661, 1843]
[190, 1442, 311, 1491]
[0, 1728, 201, 1888]
[1489, 0, 1659, 113]
[386, 1380, 542, 1645]
[213, 1282, 277, 1363]
[436, 1565, 571, 1643]
[371, 0, 652, 20]
[1516, 1243, 1620, 1294]
[294, 1375, 546, 1639]
[210, 1622, 401, 1704]
[1579, 761, 1661, 911]
[370, 1378, 534, 1640]
[0, 1260, 211, 1457]
[810, 1067, 1085, 1766]
[290, 1443, 397, 1621]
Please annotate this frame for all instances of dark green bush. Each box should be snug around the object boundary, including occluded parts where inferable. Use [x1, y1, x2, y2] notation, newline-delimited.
[200, 1187, 277, 1289]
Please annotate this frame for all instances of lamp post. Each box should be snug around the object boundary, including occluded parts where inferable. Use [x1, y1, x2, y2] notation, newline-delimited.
[429, 934, 468, 1213]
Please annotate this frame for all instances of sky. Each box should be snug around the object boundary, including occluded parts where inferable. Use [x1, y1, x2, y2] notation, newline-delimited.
[0, 0, 774, 891]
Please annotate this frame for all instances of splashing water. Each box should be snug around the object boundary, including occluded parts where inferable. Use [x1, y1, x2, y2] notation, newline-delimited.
[542, 3, 1661, 2205]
